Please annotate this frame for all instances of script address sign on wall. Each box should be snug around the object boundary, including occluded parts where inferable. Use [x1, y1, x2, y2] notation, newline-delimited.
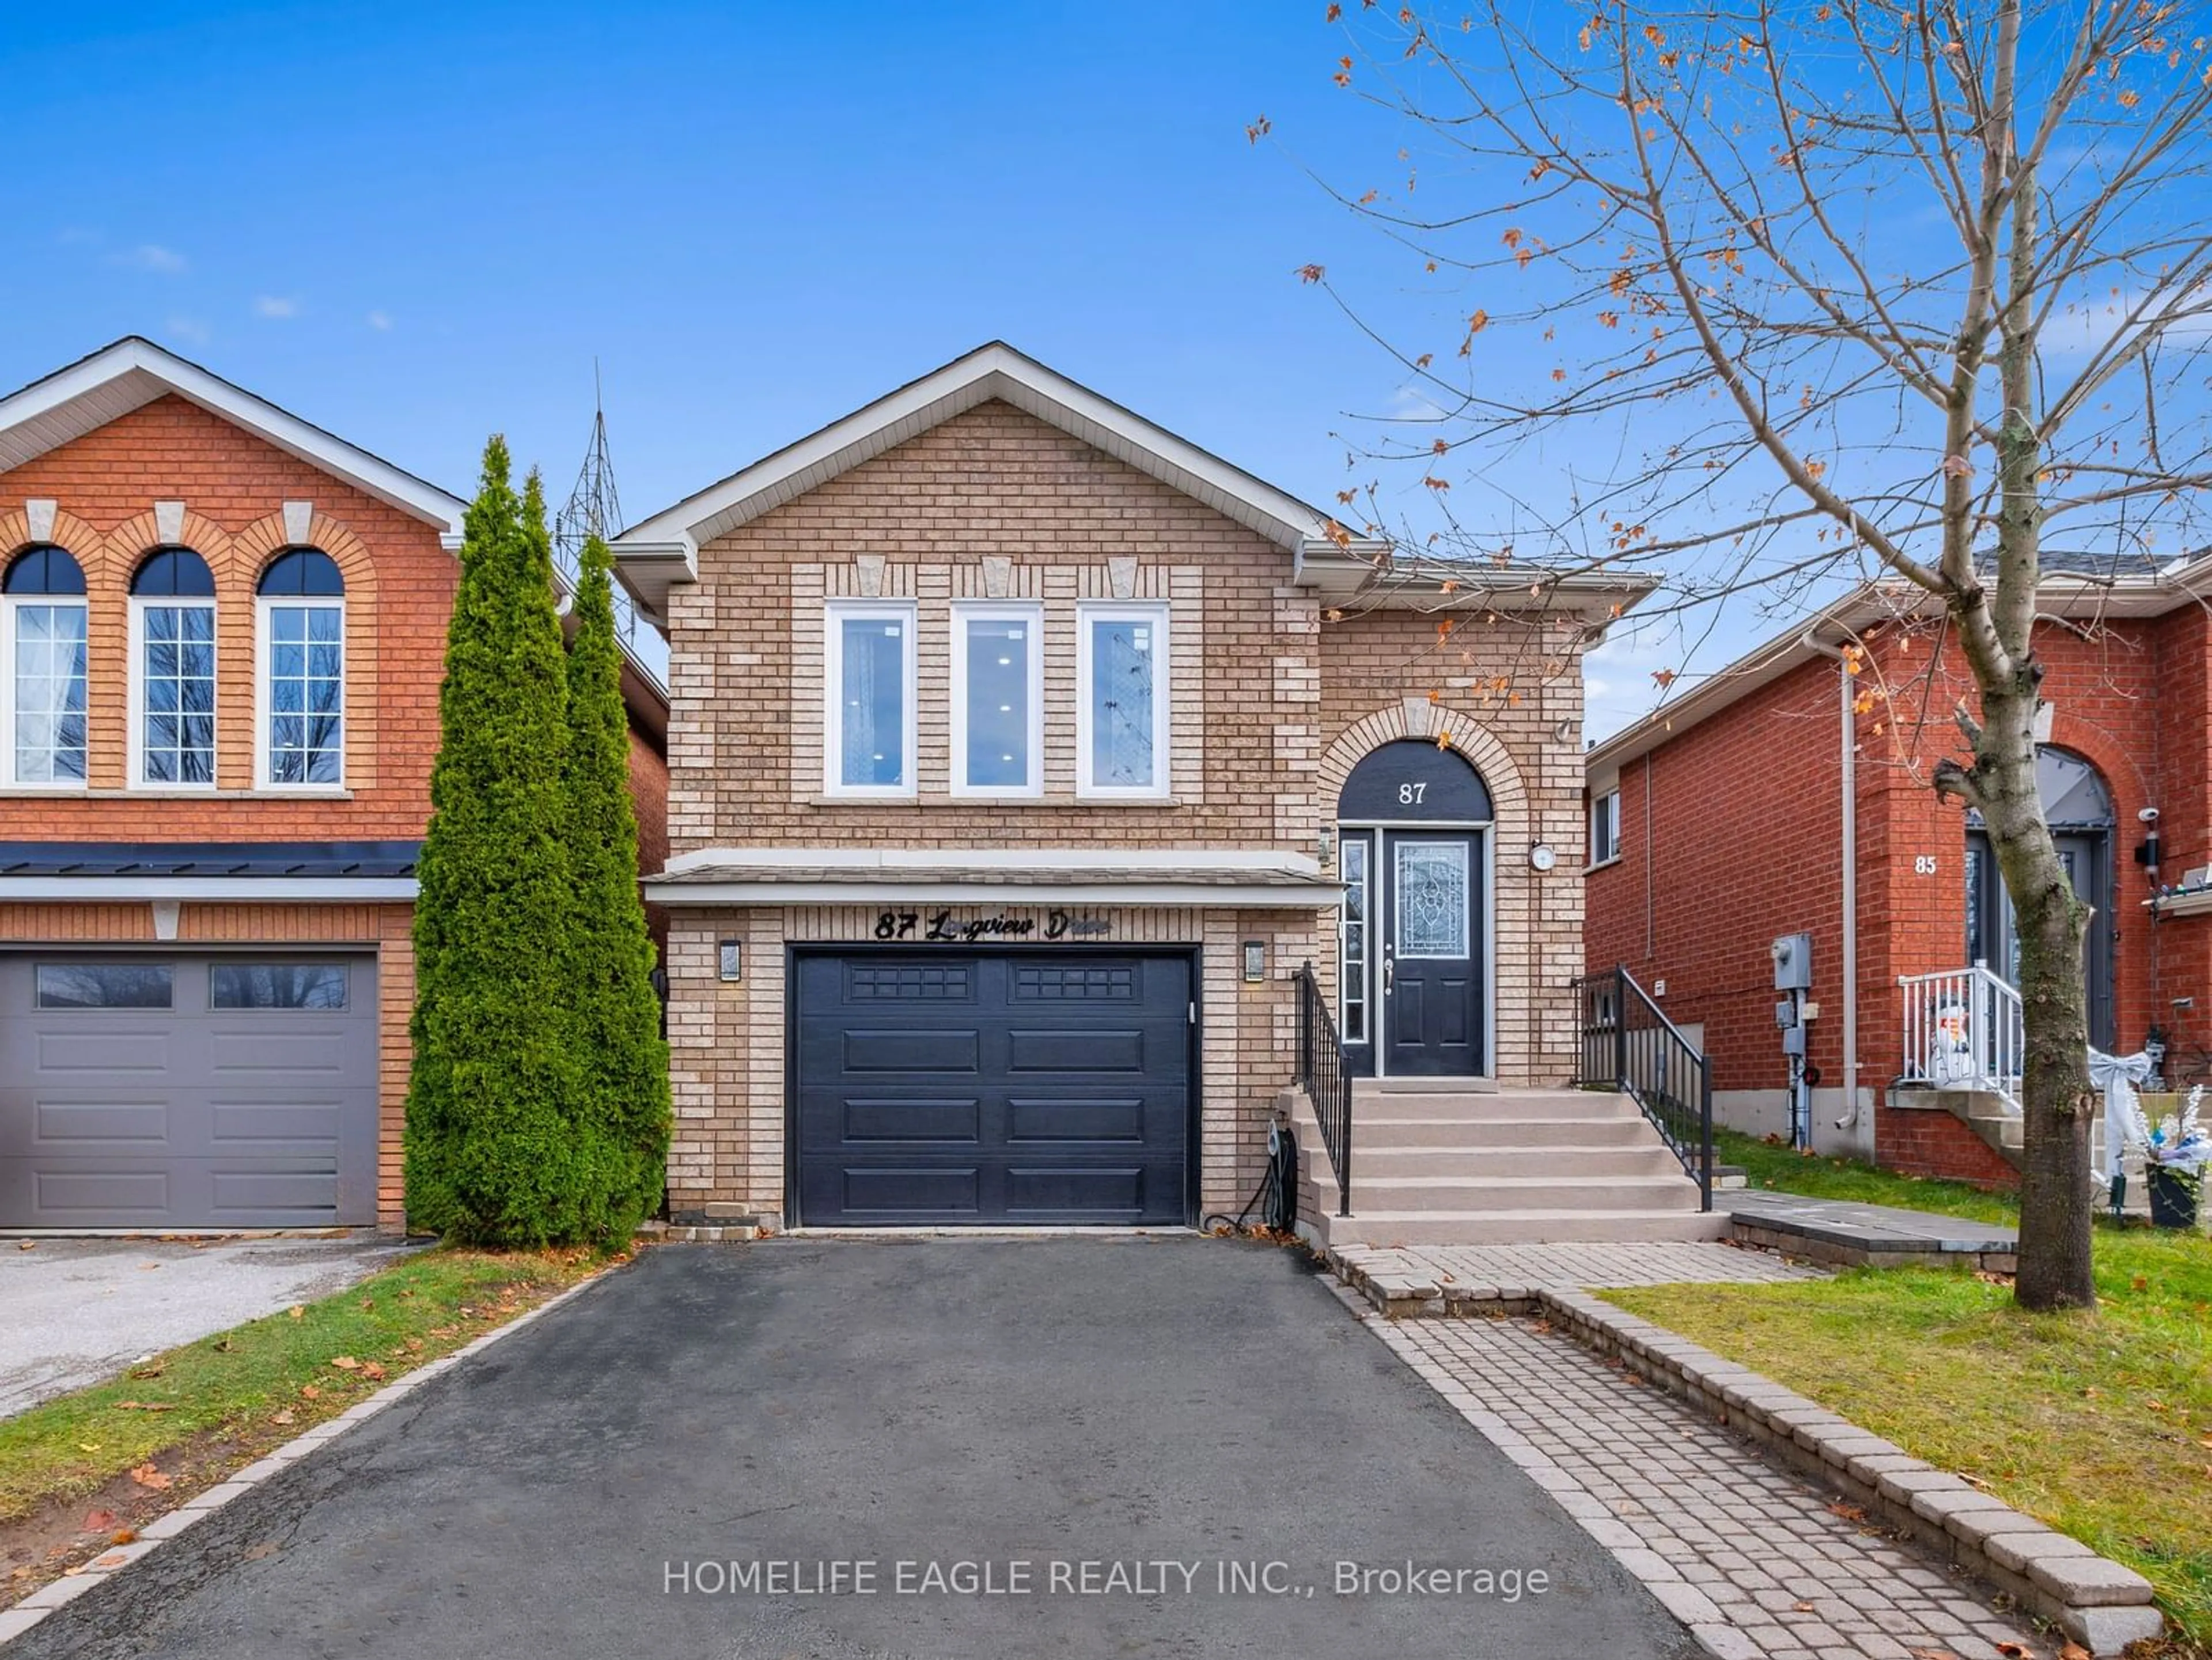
[874, 909, 1112, 943]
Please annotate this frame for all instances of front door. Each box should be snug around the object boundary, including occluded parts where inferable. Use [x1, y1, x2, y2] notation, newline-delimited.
[1380, 830, 1484, 1077]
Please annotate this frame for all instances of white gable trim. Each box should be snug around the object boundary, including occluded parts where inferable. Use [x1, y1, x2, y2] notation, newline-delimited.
[0, 338, 465, 534]
[610, 344, 1339, 617]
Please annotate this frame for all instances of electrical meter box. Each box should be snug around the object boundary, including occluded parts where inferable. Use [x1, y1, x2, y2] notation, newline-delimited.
[1771, 932, 1813, 992]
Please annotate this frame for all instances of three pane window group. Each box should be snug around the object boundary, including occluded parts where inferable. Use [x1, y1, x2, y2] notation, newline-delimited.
[1, 544, 343, 787]
[826, 602, 1169, 798]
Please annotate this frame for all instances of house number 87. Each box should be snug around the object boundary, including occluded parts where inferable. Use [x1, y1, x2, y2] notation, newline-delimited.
[1399, 782, 1428, 805]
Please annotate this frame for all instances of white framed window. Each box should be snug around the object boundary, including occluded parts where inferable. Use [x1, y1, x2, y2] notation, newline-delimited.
[1077, 602, 1170, 799]
[1, 545, 89, 787]
[128, 548, 218, 789]
[950, 604, 1043, 798]
[824, 601, 916, 797]
[255, 549, 346, 789]
[1590, 787, 1622, 867]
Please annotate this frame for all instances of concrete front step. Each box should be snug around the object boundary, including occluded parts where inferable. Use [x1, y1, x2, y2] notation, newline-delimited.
[1319, 1208, 1730, 1246]
[1353, 1094, 1643, 1124]
[1350, 1174, 1705, 1213]
[1351, 1146, 1683, 1178]
[1353, 1075, 1502, 1094]
[1355, 1115, 1656, 1149]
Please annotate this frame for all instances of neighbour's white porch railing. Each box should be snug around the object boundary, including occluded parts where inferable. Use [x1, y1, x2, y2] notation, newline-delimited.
[1897, 962, 2024, 1116]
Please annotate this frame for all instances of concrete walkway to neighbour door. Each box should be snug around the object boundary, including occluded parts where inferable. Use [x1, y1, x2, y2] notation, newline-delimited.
[2, 1238, 1702, 1660]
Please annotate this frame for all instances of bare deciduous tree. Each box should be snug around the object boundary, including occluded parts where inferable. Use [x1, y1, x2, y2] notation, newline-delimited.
[1276, 0, 2212, 1308]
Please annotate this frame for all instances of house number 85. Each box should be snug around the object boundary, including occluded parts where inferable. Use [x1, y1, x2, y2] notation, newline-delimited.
[1399, 782, 1429, 805]
[1914, 855, 1938, 876]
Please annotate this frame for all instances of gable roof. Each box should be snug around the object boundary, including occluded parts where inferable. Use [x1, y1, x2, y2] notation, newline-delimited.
[609, 341, 1350, 621]
[1587, 547, 2212, 776]
[0, 336, 466, 534]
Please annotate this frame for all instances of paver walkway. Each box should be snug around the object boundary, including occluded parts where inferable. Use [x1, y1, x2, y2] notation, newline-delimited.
[1330, 1240, 1828, 1291]
[1336, 1287, 2055, 1659]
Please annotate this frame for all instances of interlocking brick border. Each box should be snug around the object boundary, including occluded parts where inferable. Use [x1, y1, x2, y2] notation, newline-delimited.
[1325, 1251, 2161, 1654]
[0, 1271, 611, 1650]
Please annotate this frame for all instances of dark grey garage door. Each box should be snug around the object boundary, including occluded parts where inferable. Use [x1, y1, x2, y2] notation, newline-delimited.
[794, 952, 1193, 1226]
[0, 955, 378, 1229]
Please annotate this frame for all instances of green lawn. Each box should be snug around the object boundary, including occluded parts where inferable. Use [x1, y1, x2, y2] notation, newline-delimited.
[1, 1246, 606, 1536]
[1622, 1131, 2211, 1646]
[1716, 1126, 2020, 1224]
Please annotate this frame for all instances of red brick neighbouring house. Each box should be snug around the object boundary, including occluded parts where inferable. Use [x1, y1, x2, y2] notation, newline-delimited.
[1583, 559, 2212, 1183]
[0, 339, 668, 1231]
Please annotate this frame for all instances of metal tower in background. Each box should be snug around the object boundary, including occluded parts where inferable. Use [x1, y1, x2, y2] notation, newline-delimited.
[554, 362, 637, 649]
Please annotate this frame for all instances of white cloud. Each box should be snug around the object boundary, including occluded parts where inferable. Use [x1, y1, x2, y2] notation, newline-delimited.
[252, 295, 300, 320]
[165, 316, 211, 347]
[365, 310, 393, 331]
[115, 244, 188, 274]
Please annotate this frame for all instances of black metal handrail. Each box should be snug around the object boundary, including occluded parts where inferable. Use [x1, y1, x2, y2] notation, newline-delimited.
[1293, 962, 1352, 1216]
[1570, 965, 1713, 1211]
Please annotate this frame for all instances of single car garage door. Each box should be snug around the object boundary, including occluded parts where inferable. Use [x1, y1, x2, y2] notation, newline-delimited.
[794, 951, 1193, 1226]
[0, 955, 378, 1229]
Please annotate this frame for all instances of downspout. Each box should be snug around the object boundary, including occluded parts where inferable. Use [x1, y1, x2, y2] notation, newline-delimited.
[1800, 630, 1861, 1133]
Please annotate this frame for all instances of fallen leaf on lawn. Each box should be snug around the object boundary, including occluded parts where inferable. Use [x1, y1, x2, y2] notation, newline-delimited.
[426, 1325, 459, 1339]
[286, 1305, 304, 1320]
[113, 1401, 176, 1412]
[397, 1288, 415, 1299]
[358, 1297, 374, 1312]
[300, 1384, 321, 1400]
[1827, 1500, 1868, 1523]
[329, 1356, 361, 1371]
[82, 1510, 118, 1532]
[242, 1542, 279, 1561]
[109, 1529, 137, 1546]
[2132, 1275, 2149, 1292]
[361, 1362, 386, 1381]
[128, 1363, 164, 1379]
[129, 1463, 172, 1491]
[403, 1337, 423, 1352]
[457, 1306, 475, 1318]
[212, 1339, 233, 1353]
[271, 1409, 296, 1426]
[77, 1443, 101, 1454]
[2059, 1643, 2092, 1660]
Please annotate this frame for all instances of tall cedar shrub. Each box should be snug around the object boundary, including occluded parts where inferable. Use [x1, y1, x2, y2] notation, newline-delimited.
[405, 444, 599, 1244]
[562, 533, 672, 1234]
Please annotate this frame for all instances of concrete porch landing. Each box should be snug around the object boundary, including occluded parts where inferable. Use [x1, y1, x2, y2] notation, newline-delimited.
[1728, 1189, 2021, 1271]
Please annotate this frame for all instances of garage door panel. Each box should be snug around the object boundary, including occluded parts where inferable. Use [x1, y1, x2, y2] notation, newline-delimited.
[835, 1166, 982, 1216]
[36, 1031, 172, 1072]
[835, 1097, 982, 1143]
[796, 952, 1191, 1227]
[33, 1101, 170, 1146]
[1, 955, 377, 1229]
[1005, 1166, 1145, 1215]
[840, 1029, 981, 1074]
[1005, 1097, 1145, 1143]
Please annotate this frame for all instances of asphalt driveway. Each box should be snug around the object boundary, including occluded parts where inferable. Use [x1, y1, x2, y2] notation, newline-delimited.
[0, 1235, 415, 1420]
[9, 1238, 1699, 1660]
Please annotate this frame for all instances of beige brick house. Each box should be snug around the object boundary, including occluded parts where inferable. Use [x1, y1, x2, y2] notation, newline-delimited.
[613, 344, 1646, 1231]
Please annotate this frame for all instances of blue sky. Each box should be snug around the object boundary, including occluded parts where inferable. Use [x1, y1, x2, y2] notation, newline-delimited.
[0, 0, 1713, 735]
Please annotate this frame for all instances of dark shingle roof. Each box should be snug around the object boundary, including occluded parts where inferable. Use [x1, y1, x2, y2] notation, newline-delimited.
[0, 840, 422, 878]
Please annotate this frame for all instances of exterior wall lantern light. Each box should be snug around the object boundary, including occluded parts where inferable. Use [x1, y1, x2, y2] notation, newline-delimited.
[719, 940, 743, 982]
[1243, 940, 1267, 983]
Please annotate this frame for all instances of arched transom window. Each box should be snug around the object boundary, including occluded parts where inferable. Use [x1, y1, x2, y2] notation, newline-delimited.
[2, 545, 89, 784]
[257, 549, 345, 786]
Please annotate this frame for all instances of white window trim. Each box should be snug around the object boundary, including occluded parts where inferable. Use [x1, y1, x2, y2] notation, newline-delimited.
[0, 593, 90, 790]
[1075, 601, 1171, 801]
[823, 600, 918, 799]
[1588, 788, 1622, 870]
[126, 595, 218, 792]
[254, 594, 347, 792]
[949, 602, 1044, 799]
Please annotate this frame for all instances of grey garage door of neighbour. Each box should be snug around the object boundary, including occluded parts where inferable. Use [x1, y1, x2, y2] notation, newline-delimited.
[0, 955, 378, 1229]
[793, 952, 1194, 1227]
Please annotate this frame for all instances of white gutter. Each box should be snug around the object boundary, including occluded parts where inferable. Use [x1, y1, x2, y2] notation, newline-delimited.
[1799, 628, 1861, 1132]
[641, 880, 1343, 908]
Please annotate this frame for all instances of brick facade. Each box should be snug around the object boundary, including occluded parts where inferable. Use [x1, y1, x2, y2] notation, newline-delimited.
[1586, 600, 2212, 1180]
[0, 379, 670, 1231]
[655, 399, 1593, 1223]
